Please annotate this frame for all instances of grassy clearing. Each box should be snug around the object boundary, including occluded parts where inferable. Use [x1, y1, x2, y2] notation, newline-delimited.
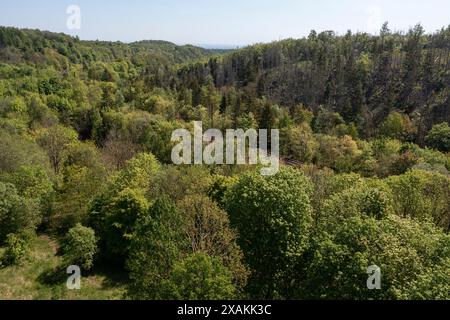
[0, 235, 127, 300]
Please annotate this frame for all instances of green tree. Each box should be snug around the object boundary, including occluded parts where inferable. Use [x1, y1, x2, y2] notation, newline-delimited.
[62, 224, 97, 270]
[1, 232, 32, 266]
[379, 112, 416, 141]
[35, 125, 78, 173]
[177, 195, 248, 292]
[160, 253, 236, 300]
[426, 122, 450, 152]
[0, 129, 50, 173]
[224, 168, 313, 298]
[127, 197, 185, 299]
[387, 170, 450, 230]
[0, 182, 40, 243]
[299, 215, 449, 299]
[282, 123, 318, 163]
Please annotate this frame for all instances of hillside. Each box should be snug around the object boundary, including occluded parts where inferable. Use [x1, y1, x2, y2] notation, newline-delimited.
[177, 24, 450, 139]
[0, 27, 224, 66]
[0, 25, 449, 301]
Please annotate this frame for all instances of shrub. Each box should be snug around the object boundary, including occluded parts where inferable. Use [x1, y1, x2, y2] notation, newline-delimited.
[62, 224, 97, 270]
[426, 122, 450, 152]
[0, 182, 40, 243]
[2, 232, 32, 266]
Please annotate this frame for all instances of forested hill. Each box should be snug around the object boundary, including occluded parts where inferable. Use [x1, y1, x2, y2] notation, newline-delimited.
[178, 23, 450, 137]
[0, 25, 450, 300]
[0, 27, 224, 66]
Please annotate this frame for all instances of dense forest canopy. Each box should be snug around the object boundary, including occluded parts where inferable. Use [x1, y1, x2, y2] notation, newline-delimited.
[0, 25, 449, 300]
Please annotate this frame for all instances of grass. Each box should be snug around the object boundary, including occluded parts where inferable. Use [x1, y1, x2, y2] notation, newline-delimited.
[0, 235, 127, 300]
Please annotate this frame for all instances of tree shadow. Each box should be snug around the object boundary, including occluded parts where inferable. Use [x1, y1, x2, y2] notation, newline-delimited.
[90, 261, 129, 290]
[37, 266, 67, 286]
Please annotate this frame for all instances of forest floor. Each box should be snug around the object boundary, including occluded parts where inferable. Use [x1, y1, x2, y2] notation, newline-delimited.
[0, 235, 127, 300]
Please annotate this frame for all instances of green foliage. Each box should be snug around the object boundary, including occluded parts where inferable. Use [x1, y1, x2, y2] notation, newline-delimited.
[387, 169, 450, 230]
[319, 181, 393, 230]
[0, 182, 40, 243]
[148, 165, 213, 203]
[0, 129, 50, 173]
[35, 125, 78, 173]
[88, 153, 160, 264]
[160, 253, 236, 300]
[426, 122, 450, 152]
[282, 123, 318, 163]
[113, 152, 161, 191]
[313, 110, 345, 134]
[177, 195, 248, 292]
[298, 216, 449, 299]
[93, 188, 149, 264]
[51, 165, 106, 232]
[127, 197, 185, 299]
[62, 224, 97, 270]
[224, 168, 313, 298]
[0, 165, 53, 221]
[403, 258, 450, 300]
[316, 135, 362, 172]
[208, 175, 238, 208]
[1, 25, 449, 300]
[379, 112, 416, 141]
[1, 232, 32, 266]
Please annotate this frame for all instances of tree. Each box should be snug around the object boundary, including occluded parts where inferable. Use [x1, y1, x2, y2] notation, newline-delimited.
[62, 224, 97, 270]
[282, 123, 318, 163]
[387, 169, 450, 231]
[1, 232, 32, 266]
[426, 122, 450, 152]
[52, 164, 106, 232]
[0, 165, 53, 219]
[319, 181, 393, 231]
[379, 112, 416, 141]
[98, 188, 149, 264]
[224, 168, 313, 298]
[127, 197, 185, 299]
[160, 253, 236, 300]
[313, 110, 344, 134]
[0, 182, 40, 243]
[35, 125, 78, 173]
[208, 175, 238, 209]
[298, 215, 449, 299]
[148, 166, 213, 204]
[88, 153, 160, 264]
[0, 129, 50, 173]
[403, 259, 450, 300]
[177, 195, 248, 291]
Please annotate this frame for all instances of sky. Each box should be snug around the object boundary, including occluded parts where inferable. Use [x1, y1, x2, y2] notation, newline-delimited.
[0, 0, 449, 48]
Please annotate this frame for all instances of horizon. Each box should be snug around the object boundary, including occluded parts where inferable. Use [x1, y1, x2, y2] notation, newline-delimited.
[1, 0, 450, 48]
[1, 23, 449, 51]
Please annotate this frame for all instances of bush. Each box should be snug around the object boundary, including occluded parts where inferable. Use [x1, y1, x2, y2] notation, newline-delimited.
[160, 253, 236, 300]
[62, 224, 97, 270]
[0, 182, 40, 243]
[299, 215, 449, 300]
[426, 122, 450, 152]
[224, 168, 313, 298]
[127, 197, 185, 300]
[2, 233, 32, 266]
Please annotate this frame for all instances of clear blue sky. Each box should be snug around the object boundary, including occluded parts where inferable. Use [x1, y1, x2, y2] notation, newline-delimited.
[1, 0, 449, 47]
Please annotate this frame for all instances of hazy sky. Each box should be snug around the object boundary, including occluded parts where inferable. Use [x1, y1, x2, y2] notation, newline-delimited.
[1, 0, 449, 47]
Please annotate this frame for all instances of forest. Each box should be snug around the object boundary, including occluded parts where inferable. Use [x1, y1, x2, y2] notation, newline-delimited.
[0, 24, 449, 300]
